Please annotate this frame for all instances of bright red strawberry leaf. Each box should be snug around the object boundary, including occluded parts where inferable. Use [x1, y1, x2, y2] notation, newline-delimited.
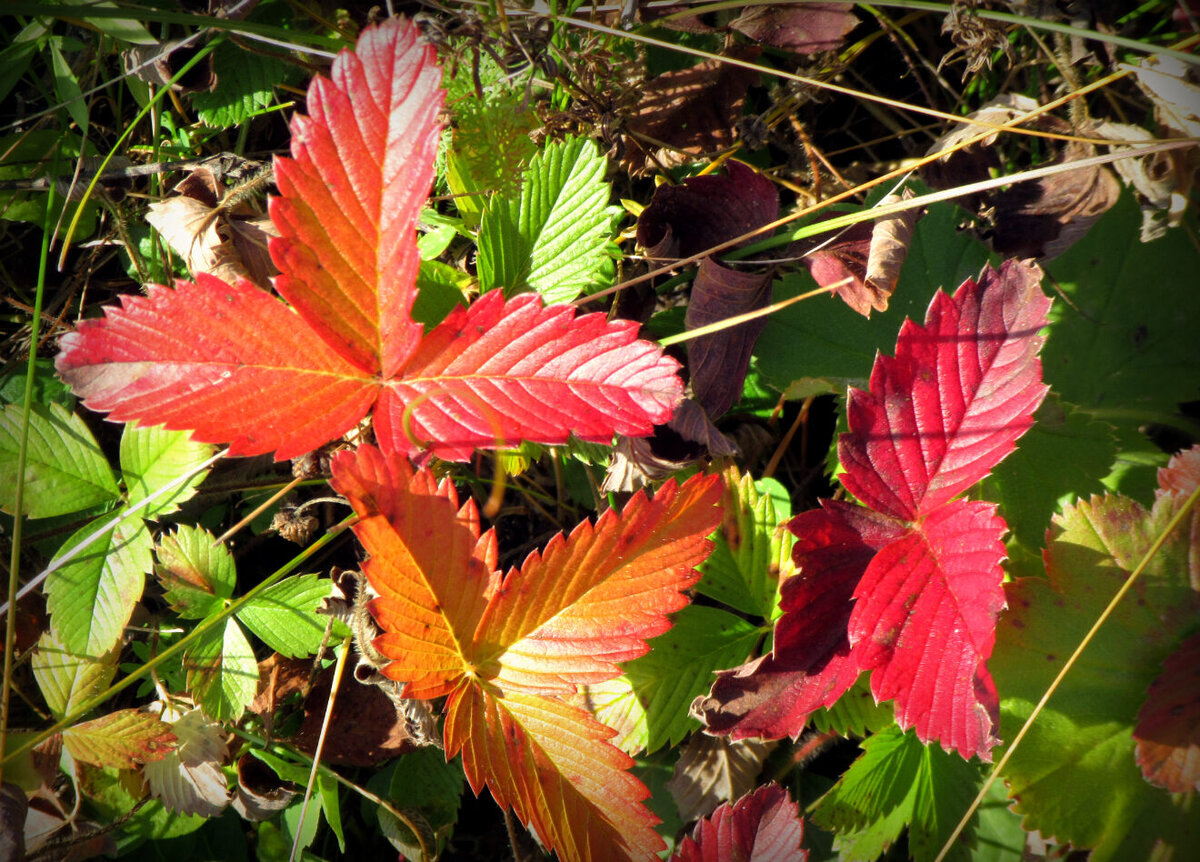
[696, 260, 1050, 760]
[56, 19, 682, 461]
[671, 783, 807, 862]
[330, 443, 722, 860]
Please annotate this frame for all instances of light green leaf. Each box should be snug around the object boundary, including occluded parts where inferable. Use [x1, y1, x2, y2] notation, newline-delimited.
[186, 617, 258, 722]
[477, 136, 622, 304]
[154, 524, 236, 620]
[236, 574, 331, 658]
[0, 402, 119, 518]
[812, 725, 981, 862]
[120, 423, 215, 518]
[47, 510, 153, 656]
[696, 467, 791, 619]
[618, 604, 760, 753]
[376, 749, 464, 860]
[444, 81, 538, 228]
[809, 675, 894, 739]
[991, 486, 1200, 860]
[31, 631, 119, 720]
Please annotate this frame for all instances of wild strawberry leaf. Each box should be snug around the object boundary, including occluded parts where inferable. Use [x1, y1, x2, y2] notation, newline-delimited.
[837, 259, 1050, 520]
[671, 783, 807, 862]
[1135, 631, 1200, 794]
[810, 725, 981, 862]
[698, 261, 1049, 761]
[991, 445, 1200, 857]
[330, 443, 722, 861]
[186, 617, 258, 722]
[62, 708, 176, 769]
[31, 631, 118, 721]
[0, 401, 119, 517]
[47, 510, 153, 657]
[56, 19, 683, 462]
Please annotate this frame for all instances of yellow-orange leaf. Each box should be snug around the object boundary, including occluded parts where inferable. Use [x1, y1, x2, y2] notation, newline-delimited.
[330, 444, 723, 861]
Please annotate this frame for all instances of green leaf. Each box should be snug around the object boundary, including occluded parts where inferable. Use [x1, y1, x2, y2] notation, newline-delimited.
[0, 402, 119, 518]
[31, 631, 118, 720]
[972, 779, 1027, 862]
[0, 359, 73, 407]
[477, 136, 621, 303]
[809, 675, 895, 739]
[754, 200, 994, 393]
[316, 770, 344, 851]
[1042, 190, 1200, 499]
[47, 509, 153, 656]
[186, 617, 258, 722]
[236, 574, 331, 658]
[0, 129, 100, 236]
[991, 488, 1200, 859]
[49, 37, 87, 134]
[120, 423, 215, 518]
[411, 258, 470, 330]
[76, 764, 206, 849]
[812, 725, 981, 862]
[604, 605, 760, 753]
[376, 749, 464, 860]
[154, 524, 236, 620]
[980, 394, 1117, 577]
[696, 467, 791, 619]
[0, 20, 45, 104]
[191, 39, 288, 128]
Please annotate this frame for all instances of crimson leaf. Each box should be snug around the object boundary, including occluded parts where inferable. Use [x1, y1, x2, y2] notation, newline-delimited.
[696, 260, 1050, 760]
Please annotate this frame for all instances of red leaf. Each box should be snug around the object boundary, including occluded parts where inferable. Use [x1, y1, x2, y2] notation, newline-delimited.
[269, 18, 439, 377]
[331, 444, 722, 859]
[1134, 631, 1200, 793]
[698, 260, 1048, 760]
[838, 259, 1050, 520]
[57, 19, 682, 461]
[848, 501, 1006, 759]
[672, 783, 807, 862]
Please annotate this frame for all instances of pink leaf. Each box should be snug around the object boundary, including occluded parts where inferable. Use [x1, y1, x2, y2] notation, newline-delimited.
[838, 259, 1050, 520]
[672, 783, 808, 862]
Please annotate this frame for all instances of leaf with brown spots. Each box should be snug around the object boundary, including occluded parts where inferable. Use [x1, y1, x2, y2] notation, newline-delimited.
[330, 443, 723, 861]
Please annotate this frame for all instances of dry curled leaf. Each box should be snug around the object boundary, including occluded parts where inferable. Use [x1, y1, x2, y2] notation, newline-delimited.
[805, 190, 921, 317]
[921, 94, 1119, 259]
[145, 166, 278, 289]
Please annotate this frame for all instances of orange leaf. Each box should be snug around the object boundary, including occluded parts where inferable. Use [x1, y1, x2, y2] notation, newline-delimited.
[331, 444, 723, 860]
